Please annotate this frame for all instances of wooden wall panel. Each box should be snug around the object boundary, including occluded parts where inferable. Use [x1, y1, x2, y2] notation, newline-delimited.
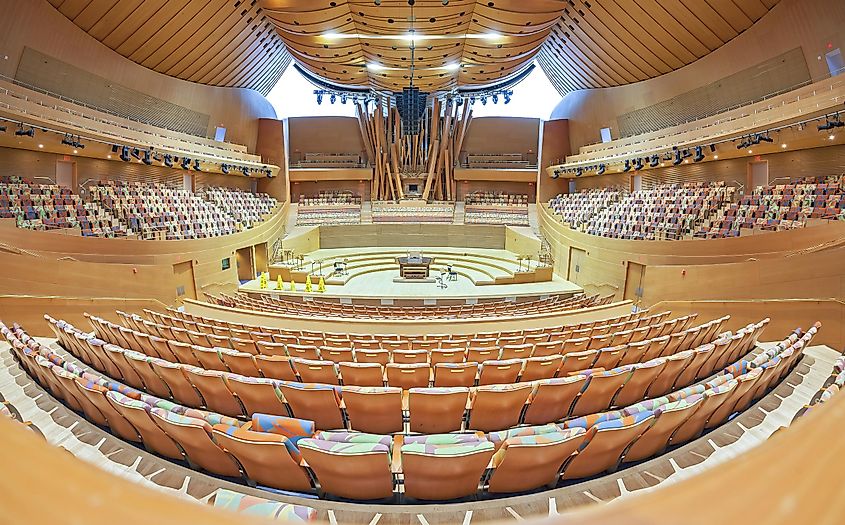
[318, 224, 507, 250]
[456, 180, 535, 201]
[291, 180, 371, 201]
[461, 117, 540, 162]
[287, 117, 367, 164]
[549, 0, 845, 150]
[538, 119, 571, 202]
[0, 0, 278, 151]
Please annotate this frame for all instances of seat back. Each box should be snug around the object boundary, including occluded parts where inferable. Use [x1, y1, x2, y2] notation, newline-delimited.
[520, 355, 563, 382]
[624, 395, 704, 462]
[149, 408, 240, 477]
[401, 441, 494, 500]
[320, 347, 354, 363]
[408, 387, 469, 433]
[392, 349, 429, 364]
[183, 367, 244, 417]
[433, 362, 478, 387]
[386, 363, 430, 389]
[279, 383, 344, 430]
[339, 362, 384, 387]
[592, 345, 626, 370]
[478, 359, 523, 385]
[341, 386, 403, 434]
[570, 367, 632, 417]
[224, 376, 287, 417]
[487, 429, 587, 494]
[562, 412, 654, 479]
[430, 349, 465, 365]
[105, 392, 182, 459]
[254, 355, 298, 381]
[611, 359, 666, 407]
[558, 350, 598, 376]
[355, 349, 391, 365]
[299, 439, 394, 500]
[292, 359, 340, 385]
[522, 375, 588, 425]
[149, 360, 204, 407]
[467, 384, 534, 432]
[466, 347, 501, 362]
[645, 350, 694, 398]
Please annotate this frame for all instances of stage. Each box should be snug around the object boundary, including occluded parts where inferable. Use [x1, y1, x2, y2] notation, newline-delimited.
[240, 246, 582, 302]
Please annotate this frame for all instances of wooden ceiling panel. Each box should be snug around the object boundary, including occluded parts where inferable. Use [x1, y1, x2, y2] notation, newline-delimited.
[46, 0, 292, 95]
[260, 0, 566, 91]
[539, 0, 781, 95]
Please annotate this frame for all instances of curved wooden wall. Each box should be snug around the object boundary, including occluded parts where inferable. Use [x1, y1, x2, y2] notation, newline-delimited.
[0, 0, 277, 152]
[539, 205, 845, 347]
[549, 0, 845, 150]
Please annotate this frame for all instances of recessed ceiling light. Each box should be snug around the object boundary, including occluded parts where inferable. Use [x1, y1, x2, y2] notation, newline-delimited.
[366, 63, 385, 71]
[107, 154, 112, 159]
[72, 149, 77, 154]
[781, 143, 787, 148]
[443, 63, 461, 71]
[748, 150, 753, 154]
[829, 134, 836, 140]
[683, 159, 689, 163]
[714, 155, 719, 159]
[660, 163, 665, 167]
[37, 144, 43, 148]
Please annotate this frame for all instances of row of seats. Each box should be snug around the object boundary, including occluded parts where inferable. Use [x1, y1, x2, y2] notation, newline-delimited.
[4, 318, 812, 501]
[371, 201, 455, 223]
[135, 307, 669, 352]
[296, 191, 362, 226]
[464, 192, 530, 226]
[0, 177, 277, 239]
[217, 292, 612, 320]
[464, 153, 534, 169]
[58, 314, 754, 432]
[792, 352, 845, 422]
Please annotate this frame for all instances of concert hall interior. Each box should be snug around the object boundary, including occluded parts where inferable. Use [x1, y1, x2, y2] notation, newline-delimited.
[1, 0, 845, 524]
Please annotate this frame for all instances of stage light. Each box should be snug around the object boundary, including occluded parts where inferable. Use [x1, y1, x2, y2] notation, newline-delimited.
[131, 148, 141, 159]
[442, 0, 449, 4]
[552, 169, 560, 179]
[341, 95, 348, 104]
[38, 144, 43, 149]
[759, 133, 773, 143]
[709, 144, 716, 152]
[61, 134, 74, 146]
[682, 149, 691, 158]
[492, 94, 499, 104]
[596, 164, 606, 175]
[374, 0, 381, 5]
[142, 150, 152, 165]
[120, 146, 130, 162]
[221, 164, 229, 175]
[576, 167, 584, 177]
[15, 125, 34, 137]
[242, 166, 250, 176]
[316, 93, 323, 105]
[649, 155, 659, 167]
[714, 155, 719, 159]
[0, 125, 5, 132]
[673, 150, 682, 166]
[830, 134, 836, 140]
[330, 94, 337, 104]
[503, 93, 511, 104]
[481, 97, 487, 105]
[163, 154, 173, 168]
[781, 143, 787, 149]
[623, 159, 631, 172]
[693, 146, 704, 162]
[193, 159, 202, 171]
[181, 156, 191, 169]
[634, 158, 643, 171]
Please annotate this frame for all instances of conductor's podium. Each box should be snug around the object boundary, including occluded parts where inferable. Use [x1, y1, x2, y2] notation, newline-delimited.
[396, 255, 433, 280]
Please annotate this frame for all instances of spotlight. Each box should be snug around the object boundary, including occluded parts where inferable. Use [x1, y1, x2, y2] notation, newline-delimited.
[623, 160, 631, 172]
[330, 94, 337, 104]
[15, 125, 34, 137]
[341, 95, 348, 104]
[759, 133, 773, 143]
[242, 166, 250, 177]
[221, 163, 229, 175]
[131, 148, 141, 159]
[442, 0, 449, 4]
[709, 144, 716, 153]
[693, 146, 704, 162]
[596, 164, 606, 175]
[120, 146, 130, 162]
[374, 0, 381, 4]
[503, 93, 511, 104]
[193, 159, 202, 171]
[111, 144, 119, 153]
[649, 155, 659, 167]
[481, 97, 487, 105]
[163, 154, 173, 168]
[61, 134, 74, 146]
[73, 137, 85, 149]
[0, 125, 6, 132]
[634, 158, 644, 171]
[142, 150, 152, 165]
[492, 94, 499, 104]
[673, 150, 682, 166]
[316, 93, 323, 105]
[576, 167, 584, 177]
[181, 156, 191, 169]
[552, 169, 560, 179]
[682, 149, 691, 158]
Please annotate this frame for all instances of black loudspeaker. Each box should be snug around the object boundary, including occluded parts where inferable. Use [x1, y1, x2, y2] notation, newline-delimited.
[394, 87, 428, 136]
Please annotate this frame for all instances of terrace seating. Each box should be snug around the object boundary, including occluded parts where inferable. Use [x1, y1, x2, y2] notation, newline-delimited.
[464, 192, 530, 226]
[296, 191, 362, 226]
[0, 177, 278, 239]
[2, 316, 812, 501]
[371, 201, 455, 223]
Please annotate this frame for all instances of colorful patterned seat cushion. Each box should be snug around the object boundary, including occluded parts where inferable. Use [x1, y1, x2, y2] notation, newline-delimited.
[593, 410, 654, 430]
[487, 423, 560, 444]
[342, 386, 402, 395]
[404, 433, 484, 445]
[213, 488, 316, 522]
[401, 440, 494, 457]
[299, 439, 390, 456]
[226, 374, 278, 386]
[820, 384, 839, 402]
[538, 375, 587, 386]
[666, 384, 706, 402]
[149, 407, 212, 431]
[183, 408, 240, 427]
[106, 390, 151, 410]
[724, 360, 750, 377]
[655, 394, 704, 414]
[492, 428, 586, 467]
[408, 386, 469, 395]
[621, 396, 670, 417]
[314, 431, 392, 447]
[563, 410, 627, 429]
[835, 371, 845, 388]
[251, 413, 315, 444]
[706, 379, 737, 396]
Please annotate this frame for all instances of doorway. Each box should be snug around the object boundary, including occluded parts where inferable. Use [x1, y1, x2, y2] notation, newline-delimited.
[567, 247, 586, 285]
[236, 247, 256, 282]
[56, 160, 76, 190]
[624, 262, 646, 303]
[172, 261, 197, 300]
[746, 160, 768, 191]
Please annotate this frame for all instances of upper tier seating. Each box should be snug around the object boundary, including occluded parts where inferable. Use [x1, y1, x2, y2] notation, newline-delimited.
[464, 192, 530, 226]
[549, 177, 845, 241]
[0, 177, 277, 239]
[291, 153, 365, 168]
[695, 175, 845, 238]
[372, 201, 455, 223]
[3, 314, 813, 501]
[464, 154, 534, 169]
[215, 292, 613, 319]
[296, 191, 362, 226]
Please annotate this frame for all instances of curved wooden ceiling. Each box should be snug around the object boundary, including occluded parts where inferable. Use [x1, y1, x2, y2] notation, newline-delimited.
[259, 0, 566, 92]
[46, 0, 292, 95]
[537, 0, 781, 95]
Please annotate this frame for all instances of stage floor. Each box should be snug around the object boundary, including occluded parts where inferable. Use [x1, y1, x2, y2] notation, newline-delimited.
[241, 246, 582, 300]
